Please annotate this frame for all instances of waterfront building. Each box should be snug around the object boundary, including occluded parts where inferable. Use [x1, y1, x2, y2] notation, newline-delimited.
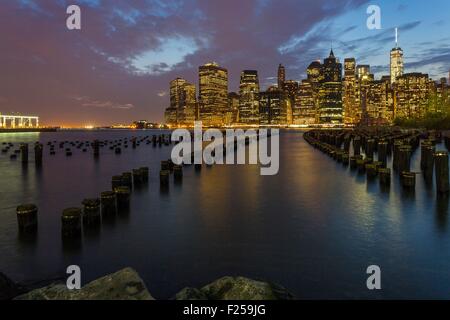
[198, 62, 228, 126]
[356, 65, 370, 80]
[307, 61, 323, 86]
[282, 80, 299, 101]
[322, 49, 342, 83]
[318, 82, 343, 124]
[318, 50, 343, 124]
[394, 73, 432, 119]
[293, 80, 316, 125]
[239, 70, 260, 124]
[343, 58, 360, 124]
[259, 89, 292, 125]
[365, 77, 394, 124]
[165, 78, 197, 126]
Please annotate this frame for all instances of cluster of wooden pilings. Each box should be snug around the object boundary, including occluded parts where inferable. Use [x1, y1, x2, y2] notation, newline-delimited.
[304, 128, 449, 195]
[1, 134, 172, 163]
[11, 133, 172, 238]
[16, 164, 152, 238]
[12, 129, 276, 239]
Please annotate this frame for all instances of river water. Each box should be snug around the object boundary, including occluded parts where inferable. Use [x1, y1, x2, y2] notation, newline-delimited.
[0, 129, 449, 299]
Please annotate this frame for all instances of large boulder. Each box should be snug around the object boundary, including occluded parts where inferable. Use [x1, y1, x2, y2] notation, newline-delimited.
[175, 276, 294, 300]
[0, 272, 26, 300]
[15, 268, 154, 300]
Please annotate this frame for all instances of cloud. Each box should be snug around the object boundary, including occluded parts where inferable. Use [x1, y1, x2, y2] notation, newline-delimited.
[74, 96, 135, 110]
[0, 0, 447, 125]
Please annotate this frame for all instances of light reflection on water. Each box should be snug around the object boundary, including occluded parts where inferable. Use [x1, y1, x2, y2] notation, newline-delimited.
[0, 130, 449, 299]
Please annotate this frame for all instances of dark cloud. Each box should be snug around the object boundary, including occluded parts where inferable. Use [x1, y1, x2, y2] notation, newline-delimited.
[0, 0, 445, 126]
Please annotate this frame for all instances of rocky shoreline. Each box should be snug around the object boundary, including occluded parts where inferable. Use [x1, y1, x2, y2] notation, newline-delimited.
[1, 268, 294, 300]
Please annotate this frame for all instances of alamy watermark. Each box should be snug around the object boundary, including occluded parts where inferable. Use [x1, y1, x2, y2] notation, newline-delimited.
[170, 122, 280, 176]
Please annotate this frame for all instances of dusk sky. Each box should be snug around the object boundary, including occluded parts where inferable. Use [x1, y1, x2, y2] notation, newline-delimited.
[0, 0, 449, 127]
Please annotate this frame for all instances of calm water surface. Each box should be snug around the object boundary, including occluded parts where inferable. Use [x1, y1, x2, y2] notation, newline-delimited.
[0, 129, 449, 299]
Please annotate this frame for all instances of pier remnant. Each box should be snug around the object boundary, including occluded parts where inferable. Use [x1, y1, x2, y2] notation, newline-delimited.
[16, 204, 38, 233]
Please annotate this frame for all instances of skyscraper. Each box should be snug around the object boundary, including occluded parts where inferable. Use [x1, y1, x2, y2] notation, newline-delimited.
[394, 73, 432, 118]
[293, 80, 316, 125]
[278, 64, 286, 89]
[322, 49, 342, 82]
[198, 62, 228, 126]
[259, 89, 291, 125]
[356, 65, 370, 80]
[165, 78, 197, 126]
[318, 49, 343, 124]
[390, 29, 404, 84]
[239, 70, 260, 124]
[343, 58, 360, 124]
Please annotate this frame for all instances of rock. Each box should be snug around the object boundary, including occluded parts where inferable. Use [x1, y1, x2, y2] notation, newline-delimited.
[175, 287, 208, 300]
[0, 272, 26, 300]
[175, 276, 294, 300]
[15, 268, 154, 300]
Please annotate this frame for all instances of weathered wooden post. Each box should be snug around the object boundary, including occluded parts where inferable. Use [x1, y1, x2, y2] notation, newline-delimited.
[393, 140, 403, 171]
[435, 151, 449, 195]
[93, 140, 100, 157]
[16, 204, 38, 233]
[423, 145, 435, 182]
[82, 198, 101, 227]
[20, 143, 29, 164]
[132, 169, 142, 187]
[115, 186, 131, 211]
[34, 143, 43, 166]
[160, 170, 170, 188]
[61, 208, 82, 238]
[121, 172, 133, 189]
[398, 145, 411, 174]
[353, 136, 361, 156]
[174, 165, 183, 182]
[366, 139, 375, 159]
[112, 175, 123, 190]
[140, 167, 149, 184]
[101, 191, 117, 216]
[377, 141, 388, 168]
[401, 171, 416, 189]
[379, 168, 391, 186]
[366, 163, 377, 178]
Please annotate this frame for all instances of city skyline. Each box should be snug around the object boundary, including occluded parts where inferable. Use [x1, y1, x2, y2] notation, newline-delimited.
[165, 39, 448, 127]
[1, 0, 450, 126]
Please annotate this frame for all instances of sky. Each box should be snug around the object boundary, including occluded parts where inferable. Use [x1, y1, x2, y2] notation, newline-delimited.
[0, 0, 449, 127]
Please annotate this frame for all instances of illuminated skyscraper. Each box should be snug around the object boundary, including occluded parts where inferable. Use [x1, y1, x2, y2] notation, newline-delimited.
[259, 89, 291, 125]
[318, 50, 343, 124]
[278, 64, 286, 89]
[165, 78, 197, 126]
[239, 70, 260, 124]
[343, 58, 360, 124]
[293, 80, 316, 125]
[323, 49, 342, 82]
[307, 61, 323, 85]
[356, 65, 370, 79]
[198, 62, 228, 126]
[390, 29, 404, 84]
[394, 73, 432, 118]
[282, 79, 299, 105]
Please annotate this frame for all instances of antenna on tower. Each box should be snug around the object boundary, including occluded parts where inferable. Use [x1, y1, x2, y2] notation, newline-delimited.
[395, 27, 398, 48]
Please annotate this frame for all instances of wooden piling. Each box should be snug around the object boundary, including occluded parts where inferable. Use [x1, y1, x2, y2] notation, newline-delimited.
[101, 191, 117, 216]
[434, 151, 449, 195]
[16, 204, 38, 233]
[82, 198, 101, 227]
[61, 208, 82, 238]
